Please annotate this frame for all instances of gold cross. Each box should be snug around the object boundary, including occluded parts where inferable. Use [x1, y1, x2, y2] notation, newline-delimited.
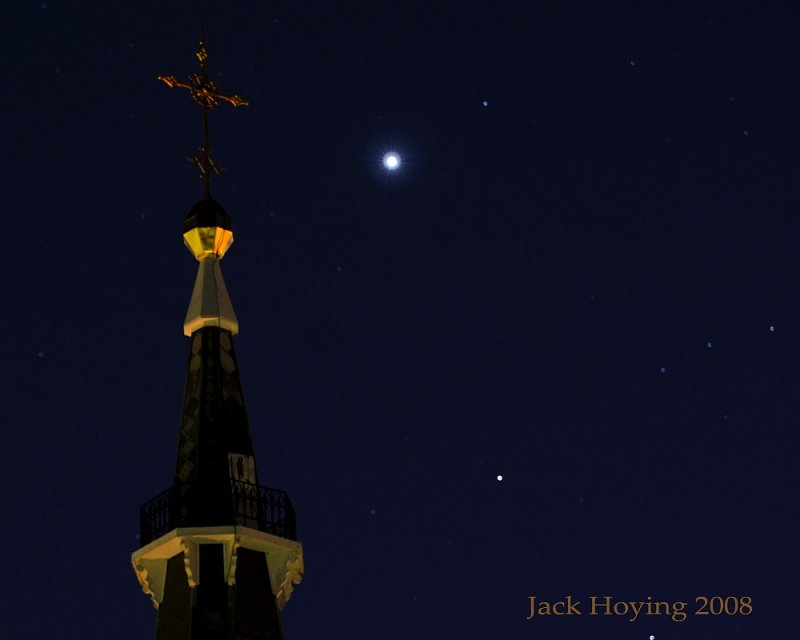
[158, 41, 249, 198]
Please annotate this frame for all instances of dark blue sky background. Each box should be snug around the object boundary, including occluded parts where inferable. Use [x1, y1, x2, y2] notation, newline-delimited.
[1, 2, 796, 638]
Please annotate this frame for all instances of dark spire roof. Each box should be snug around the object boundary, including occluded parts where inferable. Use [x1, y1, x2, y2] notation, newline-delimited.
[183, 198, 232, 233]
[173, 326, 257, 527]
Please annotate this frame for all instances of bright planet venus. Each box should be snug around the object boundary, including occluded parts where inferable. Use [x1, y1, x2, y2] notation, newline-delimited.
[382, 151, 401, 170]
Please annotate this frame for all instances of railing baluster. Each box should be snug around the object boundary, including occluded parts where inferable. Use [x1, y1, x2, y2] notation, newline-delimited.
[139, 482, 296, 544]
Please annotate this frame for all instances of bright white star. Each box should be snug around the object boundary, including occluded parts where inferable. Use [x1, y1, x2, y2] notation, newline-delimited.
[383, 152, 401, 170]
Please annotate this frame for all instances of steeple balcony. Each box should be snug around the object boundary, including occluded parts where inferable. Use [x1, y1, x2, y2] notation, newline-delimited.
[139, 481, 297, 546]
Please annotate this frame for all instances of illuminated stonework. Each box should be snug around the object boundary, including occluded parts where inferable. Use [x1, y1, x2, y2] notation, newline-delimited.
[183, 225, 234, 260]
[183, 257, 239, 335]
[132, 525, 304, 611]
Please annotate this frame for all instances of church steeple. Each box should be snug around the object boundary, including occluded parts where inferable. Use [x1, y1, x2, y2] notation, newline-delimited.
[132, 43, 303, 640]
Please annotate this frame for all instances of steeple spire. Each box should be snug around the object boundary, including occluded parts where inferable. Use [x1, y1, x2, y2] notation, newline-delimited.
[158, 41, 249, 335]
[132, 43, 303, 640]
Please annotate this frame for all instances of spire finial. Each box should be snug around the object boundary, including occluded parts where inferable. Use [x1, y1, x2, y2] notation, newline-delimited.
[158, 41, 250, 199]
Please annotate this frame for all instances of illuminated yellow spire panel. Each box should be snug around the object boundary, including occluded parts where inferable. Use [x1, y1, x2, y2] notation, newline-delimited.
[183, 256, 239, 336]
[183, 225, 234, 260]
[180, 197, 238, 336]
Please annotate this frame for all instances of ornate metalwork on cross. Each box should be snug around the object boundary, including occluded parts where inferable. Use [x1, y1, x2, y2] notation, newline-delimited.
[158, 41, 249, 197]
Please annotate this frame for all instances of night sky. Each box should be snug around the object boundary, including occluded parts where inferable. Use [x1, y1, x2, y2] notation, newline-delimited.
[2, 2, 796, 638]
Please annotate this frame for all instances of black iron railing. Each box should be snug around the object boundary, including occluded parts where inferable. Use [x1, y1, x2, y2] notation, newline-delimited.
[139, 487, 174, 544]
[140, 481, 296, 545]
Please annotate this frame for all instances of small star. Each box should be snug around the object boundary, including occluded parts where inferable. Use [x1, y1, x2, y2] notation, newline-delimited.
[659, 367, 666, 373]
[496, 475, 503, 481]
[369, 508, 376, 515]
[482, 100, 489, 107]
[629, 59, 636, 66]
[37, 351, 45, 358]
[743, 130, 749, 136]
[650, 636, 655, 640]
[769, 325, 775, 332]
[707, 341, 713, 348]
